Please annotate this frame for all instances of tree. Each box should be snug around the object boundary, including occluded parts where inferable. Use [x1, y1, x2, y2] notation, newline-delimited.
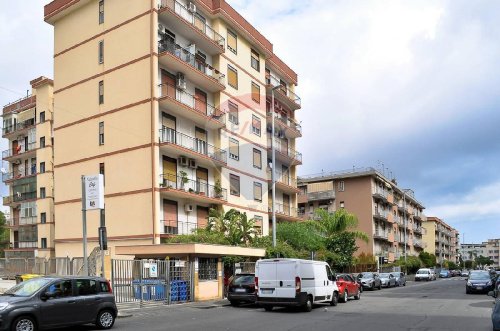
[475, 255, 493, 266]
[419, 252, 437, 268]
[396, 256, 421, 274]
[275, 221, 324, 253]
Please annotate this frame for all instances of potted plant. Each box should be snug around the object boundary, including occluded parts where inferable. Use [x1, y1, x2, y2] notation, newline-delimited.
[179, 170, 189, 190]
[214, 179, 223, 198]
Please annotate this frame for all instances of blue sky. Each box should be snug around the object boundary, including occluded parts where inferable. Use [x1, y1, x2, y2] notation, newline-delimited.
[1, 1, 499, 243]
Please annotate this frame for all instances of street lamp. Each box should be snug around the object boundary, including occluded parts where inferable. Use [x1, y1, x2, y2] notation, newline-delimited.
[271, 85, 282, 248]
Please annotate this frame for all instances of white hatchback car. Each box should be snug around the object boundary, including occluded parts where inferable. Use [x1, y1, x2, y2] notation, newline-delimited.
[415, 268, 435, 281]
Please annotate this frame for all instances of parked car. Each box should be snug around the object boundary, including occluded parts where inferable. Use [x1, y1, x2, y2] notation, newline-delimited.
[227, 273, 256, 306]
[488, 291, 500, 330]
[415, 268, 435, 281]
[392, 272, 406, 286]
[439, 269, 451, 278]
[336, 274, 361, 302]
[357, 272, 382, 290]
[255, 258, 339, 312]
[379, 273, 397, 288]
[0, 276, 117, 331]
[461, 270, 469, 277]
[351, 274, 363, 293]
[466, 270, 495, 294]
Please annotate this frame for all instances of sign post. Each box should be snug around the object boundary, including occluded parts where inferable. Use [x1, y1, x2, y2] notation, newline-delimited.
[81, 174, 104, 276]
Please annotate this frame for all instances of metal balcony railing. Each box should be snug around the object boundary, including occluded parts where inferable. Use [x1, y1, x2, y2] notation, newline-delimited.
[6, 217, 37, 227]
[374, 209, 389, 219]
[2, 118, 36, 136]
[267, 112, 302, 134]
[306, 190, 335, 201]
[3, 192, 37, 205]
[270, 203, 298, 218]
[373, 230, 388, 240]
[158, 39, 225, 83]
[2, 166, 37, 182]
[10, 241, 38, 249]
[159, 127, 227, 164]
[2, 142, 37, 159]
[265, 74, 301, 107]
[373, 188, 389, 199]
[158, 83, 225, 123]
[267, 138, 302, 163]
[272, 170, 297, 187]
[158, 0, 225, 48]
[159, 173, 227, 201]
[162, 220, 199, 235]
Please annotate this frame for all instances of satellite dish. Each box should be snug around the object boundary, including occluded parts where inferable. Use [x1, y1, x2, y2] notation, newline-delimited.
[0, 168, 6, 174]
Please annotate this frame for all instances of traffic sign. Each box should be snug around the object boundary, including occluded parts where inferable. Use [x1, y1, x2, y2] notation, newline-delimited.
[83, 175, 104, 210]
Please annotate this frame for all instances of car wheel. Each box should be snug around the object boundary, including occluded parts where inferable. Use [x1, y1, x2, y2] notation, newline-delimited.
[403, 281, 406, 286]
[330, 292, 338, 306]
[264, 305, 273, 311]
[371, 283, 375, 291]
[230, 300, 239, 307]
[465, 288, 470, 294]
[354, 290, 361, 300]
[341, 290, 348, 303]
[303, 296, 313, 312]
[378, 283, 382, 290]
[359, 286, 363, 293]
[11, 316, 37, 331]
[96, 309, 115, 330]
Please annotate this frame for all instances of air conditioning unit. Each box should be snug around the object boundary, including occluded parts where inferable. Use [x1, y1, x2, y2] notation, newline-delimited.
[158, 23, 165, 33]
[178, 156, 188, 167]
[188, 2, 196, 12]
[176, 73, 186, 90]
[188, 158, 197, 169]
[185, 204, 194, 212]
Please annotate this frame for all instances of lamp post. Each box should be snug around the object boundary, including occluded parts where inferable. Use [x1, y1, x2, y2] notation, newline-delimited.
[271, 85, 281, 248]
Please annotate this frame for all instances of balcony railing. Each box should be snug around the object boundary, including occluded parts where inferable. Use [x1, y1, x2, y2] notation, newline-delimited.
[306, 190, 335, 201]
[270, 203, 298, 218]
[3, 192, 37, 205]
[267, 112, 302, 134]
[2, 142, 37, 159]
[162, 220, 199, 235]
[373, 209, 389, 220]
[160, 173, 227, 201]
[2, 166, 37, 182]
[266, 74, 301, 107]
[6, 217, 37, 227]
[158, 39, 225, 83]
[159, 127, 227, 164]
[158, 83, 225, 124]
[2, 118, 36, 136]
[373, 230, 388, 240]
[273, 170, 297, 187]
[373, 188, 389, 199]
[159, 0, 225, 49]
[10, 241, 38, 249]
[267, 138, 302, 163]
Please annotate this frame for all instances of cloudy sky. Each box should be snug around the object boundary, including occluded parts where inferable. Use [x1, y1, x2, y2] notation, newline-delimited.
[1, 1, 499, 243]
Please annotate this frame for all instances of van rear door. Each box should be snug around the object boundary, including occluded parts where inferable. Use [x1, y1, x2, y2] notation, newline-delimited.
[257, 261, 277, 298]
[274, 260, 297, 298]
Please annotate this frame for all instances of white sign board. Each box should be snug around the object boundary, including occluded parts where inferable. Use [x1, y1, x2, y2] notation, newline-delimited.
[84, 175, 104, 210]
[150, 263, 158, 278]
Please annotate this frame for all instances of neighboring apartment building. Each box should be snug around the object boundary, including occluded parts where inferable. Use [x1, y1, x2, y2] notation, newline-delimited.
[44, 0, 301, 258]
[1, 77, 55, 259]
[297, 167, 426, 263]
[461, 243, 486, 261]
[422, 217, 458, 264]
[484, 238, 500, 268]
[462, 239, 500, 268]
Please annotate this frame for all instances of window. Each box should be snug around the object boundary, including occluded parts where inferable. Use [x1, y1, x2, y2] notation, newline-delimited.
[253, 148, 262, 169]
[251, 82, 260, 103]
[338, 181, 345, 192]
[98, 40, 104, 64]
[41, 238, 47, 249]
[39, 137, 45, 148]
[251, 49, 260, 71]
[253, 182, 262, 202]
[100, 281, 111, 293]
[251, 115, 261, 136]
[40, 212, 46, 224]
[39, 111, 45, 123]
[46, 280, 73, 298]
[76, 279, 98, 296]
[99, 122, 104, 145]
[98, 80, 104, 104]
[254, 215, 263, 234]
[228, 101, 238, 125]
[230, 174, 240, 196]
[100, 163, 105, 185]
[229, 137, 239, 160]
[198, 257, 218, 280]
[227, 65, 238, 89]
[98, 0, 104, 24]
[227, 29, 237, 54]
[40, 162, 45, 174]
[340, 201, 345, 208]
[40, 187, 46, 199]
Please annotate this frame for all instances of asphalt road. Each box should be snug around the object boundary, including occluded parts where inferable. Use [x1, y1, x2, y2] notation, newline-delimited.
[61, 277, 495, 331]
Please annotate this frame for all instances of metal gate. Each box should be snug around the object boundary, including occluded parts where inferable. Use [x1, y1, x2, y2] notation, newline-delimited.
[111, 259, 193, 309]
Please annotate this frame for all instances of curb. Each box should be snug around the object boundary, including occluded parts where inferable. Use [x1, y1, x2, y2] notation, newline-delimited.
[117, 312, 133, 318]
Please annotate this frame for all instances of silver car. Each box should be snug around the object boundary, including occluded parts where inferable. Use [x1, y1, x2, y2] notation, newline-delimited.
[379, 273, 397, 288]
[392, 272, 406, 286]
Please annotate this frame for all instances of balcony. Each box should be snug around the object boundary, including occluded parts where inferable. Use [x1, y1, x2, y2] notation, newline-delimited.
[269, 170, 299, 194]
[373, 230, 389, 241]
[158, 40, 225, 92]
[161, 220, 199, 236]
[158, 0, 225, 55]
[2, 142, 37, 160]
[266, 112, 302, 138]
[3, 192, 37, 206]
[269, 203, 301, 222]
[9, 241, 38, 249]
[373, 209, 389, 222]
[413, 226, 423, 235]
[306, 190, 335, 202]
[158, 83, 225, 129]
[6, 216, 37, 228]
[413, 213, 423, 221]
[159, 174, 227, 204]
[267, 138, 302, 165]
[2, 118, 36, 137]
[266, 74, 301, 111]
[414, 241, 426, 249]
[372, 188, 389, 202]
[2, 166, 37, 183]
[3, 95, 36, 115]
[159, 127, 226, 166]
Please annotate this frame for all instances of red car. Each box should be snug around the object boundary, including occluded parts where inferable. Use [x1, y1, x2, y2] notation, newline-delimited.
[336, 273, 361, 303]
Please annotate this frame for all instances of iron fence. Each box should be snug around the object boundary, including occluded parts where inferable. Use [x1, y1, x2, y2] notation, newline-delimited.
[0, 257, 93, 279]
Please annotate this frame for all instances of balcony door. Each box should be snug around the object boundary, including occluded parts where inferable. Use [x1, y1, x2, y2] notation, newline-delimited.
[162, 156, 177, 187]
[280, 137, 288, 155]
[282, 165, 289, 185]
[12, 140, 18, 155]
[161, 70, 176, 99]
[194, 127, 207, 155]
[161, 113, 176, 143]
[197, 206, 209, 229]
[194, 88, 207, 115]
[196, 167, 208, 195]
[195, 51, 207, 73]
[283, 193, 290, 216]
[163, 199, 178, 235]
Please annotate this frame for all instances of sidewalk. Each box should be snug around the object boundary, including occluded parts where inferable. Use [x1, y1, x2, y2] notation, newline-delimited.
[0, 280, 15, 293]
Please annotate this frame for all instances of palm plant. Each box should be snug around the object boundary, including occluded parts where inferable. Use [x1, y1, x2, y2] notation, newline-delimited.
[312, 208, 369, 243]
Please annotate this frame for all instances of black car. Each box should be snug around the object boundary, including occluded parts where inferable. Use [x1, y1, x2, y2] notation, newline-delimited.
[466, 270, 494, 294]
[227, 273, 256, 306]
[0, 276, 117, 331]
[357, 272, 382, 290]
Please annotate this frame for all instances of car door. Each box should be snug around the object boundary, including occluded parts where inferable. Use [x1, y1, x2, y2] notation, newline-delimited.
[346, 274, 357, 294]
[40, 279, 82, 327]
[325, 265, 336, 301]
[75, 278, 101, 323]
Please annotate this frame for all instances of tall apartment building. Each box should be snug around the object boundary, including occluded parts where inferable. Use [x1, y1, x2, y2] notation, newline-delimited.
[1, 77, 55, 259]
[43, 0, 301, 258]
[422, 217, 458, 264]
[462, 239, 500, 268]
[297, 168, 426, 263]
[484, 238, 500, 267]
[461, 242, 486, 261]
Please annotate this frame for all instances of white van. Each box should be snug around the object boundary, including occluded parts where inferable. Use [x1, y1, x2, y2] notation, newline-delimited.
[255, 258, 339, 312]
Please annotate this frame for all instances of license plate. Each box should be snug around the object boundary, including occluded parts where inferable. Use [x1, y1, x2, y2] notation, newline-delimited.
[261, 289, 273, 294]
[235, 288, 246, 293]
[476, 286, 483, 290]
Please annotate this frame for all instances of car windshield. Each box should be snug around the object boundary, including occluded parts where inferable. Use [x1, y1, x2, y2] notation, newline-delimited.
[232, 275, 254, 285]
[417, 270, 429, 274]
[360, 273, 373, 278]
[4, 277, 52, 297]
[380, 273, 390, 277]
[469, 272, 490, 280]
